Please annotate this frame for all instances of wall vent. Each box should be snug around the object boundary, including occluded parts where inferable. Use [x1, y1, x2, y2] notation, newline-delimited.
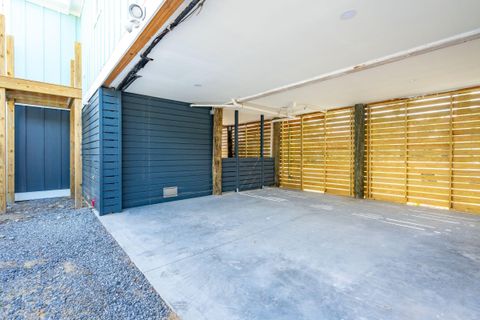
[163, 187, 178, 198]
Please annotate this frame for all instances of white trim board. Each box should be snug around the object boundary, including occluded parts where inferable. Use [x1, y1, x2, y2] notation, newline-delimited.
[15, 189, 70, 201]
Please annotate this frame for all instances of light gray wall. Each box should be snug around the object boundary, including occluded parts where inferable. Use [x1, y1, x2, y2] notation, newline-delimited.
[7, 0, 80, 85]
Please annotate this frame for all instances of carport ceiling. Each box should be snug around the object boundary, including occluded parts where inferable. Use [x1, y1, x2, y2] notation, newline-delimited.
[117, 0, 480, 120]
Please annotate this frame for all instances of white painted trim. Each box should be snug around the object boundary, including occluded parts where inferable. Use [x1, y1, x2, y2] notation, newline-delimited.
[15, 189, 70, 201]
[237, 28, 480, 103]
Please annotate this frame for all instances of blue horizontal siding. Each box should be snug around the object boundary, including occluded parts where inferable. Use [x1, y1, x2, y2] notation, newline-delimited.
[82, 87, 122, 215]
[222, 158, 275, 192]
[121, 92, 213, 209]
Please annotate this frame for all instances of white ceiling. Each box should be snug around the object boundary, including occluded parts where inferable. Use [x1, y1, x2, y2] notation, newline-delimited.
[115, 0, 480, 124]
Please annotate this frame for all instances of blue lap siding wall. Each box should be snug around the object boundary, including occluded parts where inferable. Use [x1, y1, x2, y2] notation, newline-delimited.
[82, 87, 122, 215]
[121, 93, 213, 208]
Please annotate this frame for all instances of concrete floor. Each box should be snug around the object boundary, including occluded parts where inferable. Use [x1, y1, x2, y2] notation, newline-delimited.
[100, 188, 480, 320]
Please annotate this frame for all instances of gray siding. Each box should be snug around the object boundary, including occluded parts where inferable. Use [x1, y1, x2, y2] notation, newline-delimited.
[100, 88, 122, 214]
[82, 88, 122, 215]
[82, 90, 100, 211]
[122, 93, 212, 208]
[15, 105, 70, 192]
[222, 158, 275, 192]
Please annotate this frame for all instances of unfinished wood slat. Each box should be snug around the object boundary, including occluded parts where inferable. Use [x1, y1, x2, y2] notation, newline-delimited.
[6, 35, 14, 204]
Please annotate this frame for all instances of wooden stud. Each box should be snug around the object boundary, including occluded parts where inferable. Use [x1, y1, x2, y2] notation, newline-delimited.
[353, 104, 366, 199]
[0, 88, 5, 212]
[212, 108, 223, 195]
[6, 35, 14, 204]
[6, 99, 13, 204]
[0, 76, 82, 98]
[404, 102, 409, 203]
[448, 96, 454, 209]
[0, 15, 5, 77]
[272, 121, 281, 187]
[70, 59, 75, 197]
[6, 36, 13, 77]
[73, 42, 82, 208]
[323, 112, 327, 193]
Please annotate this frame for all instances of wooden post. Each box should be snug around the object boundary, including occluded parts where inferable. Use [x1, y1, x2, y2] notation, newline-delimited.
[70, 59, 75, 198]
[6, 35, 14, 204]
[73, 42, 82, 208]
[0, 88, 5, 212]
[234, 110, 239, 192]
[212, 108, 223, 195]
[353, 104, 366, 199]
[260, 114, 264, 188]
[272, 121, 281, 187]
[0, 15, 5, 212]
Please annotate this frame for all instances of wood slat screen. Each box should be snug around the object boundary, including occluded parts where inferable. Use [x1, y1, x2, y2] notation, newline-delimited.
[221, 127, 228, 158]
[365, 87, 480, 213]
[280, 107, 355, 196]
[223, 121, 272, 158]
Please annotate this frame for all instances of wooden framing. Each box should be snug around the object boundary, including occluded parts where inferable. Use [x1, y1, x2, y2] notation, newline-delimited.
[73, 42, 82, 208]
[212, 108, 223, 195]
[103, 0, 184, 87]
[0, 16, 83, 212]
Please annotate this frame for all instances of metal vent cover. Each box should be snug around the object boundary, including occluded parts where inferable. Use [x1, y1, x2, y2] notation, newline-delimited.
[163, 186, 178, 198]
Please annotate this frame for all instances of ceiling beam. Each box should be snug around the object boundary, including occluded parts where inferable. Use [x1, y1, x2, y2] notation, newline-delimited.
[0, 76, 81, 99]
[236, 28, 480, 104]
[103, 0, 185, 87]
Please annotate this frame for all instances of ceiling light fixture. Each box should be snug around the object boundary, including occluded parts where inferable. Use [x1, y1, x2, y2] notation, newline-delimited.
[340, 9, 357, 20]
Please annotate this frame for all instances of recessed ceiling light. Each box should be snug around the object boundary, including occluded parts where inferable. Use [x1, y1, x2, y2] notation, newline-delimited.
[194, 84, 202, 87]
[340, 9, 357, 20]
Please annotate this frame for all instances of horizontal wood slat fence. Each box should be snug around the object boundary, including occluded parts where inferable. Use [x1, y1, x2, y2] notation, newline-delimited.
[278, 86, 480, 214]
[222, 121, 272, 158]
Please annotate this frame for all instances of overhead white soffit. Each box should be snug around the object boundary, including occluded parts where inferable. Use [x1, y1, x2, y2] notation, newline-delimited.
[117, 0, 480, 114]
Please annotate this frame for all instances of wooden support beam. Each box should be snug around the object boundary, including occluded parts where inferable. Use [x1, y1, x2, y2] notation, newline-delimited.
[6, 36, 13, 77]
[212, 108, 223, 195]
[272, 121, 281, 187]
[104, 0, 184, 87]
[73, 43, 82, 208]
[0, 76, 81, 99]
[0, 15, 5, 76]
[6, 91, 69, 109]
[6, 35, 14, 204]
[6, 100, 13, 204]
[70, 59, 75, 198]
[353, 104, 366, 199]
[0, 88, 6, 212]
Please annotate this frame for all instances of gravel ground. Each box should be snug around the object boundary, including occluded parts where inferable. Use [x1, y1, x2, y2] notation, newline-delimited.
[0, 198, 176, 320]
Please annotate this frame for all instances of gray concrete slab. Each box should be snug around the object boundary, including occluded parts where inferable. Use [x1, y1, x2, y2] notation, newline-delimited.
[99, 188, 480, 320]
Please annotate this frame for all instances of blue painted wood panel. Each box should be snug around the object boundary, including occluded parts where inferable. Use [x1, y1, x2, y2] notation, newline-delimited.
[222, 158, 275, 192]
[82, 87, 122, 215]
[15, 106, 70, 192]
[82, 90, 101, 211]
[122, 93, 213, 209]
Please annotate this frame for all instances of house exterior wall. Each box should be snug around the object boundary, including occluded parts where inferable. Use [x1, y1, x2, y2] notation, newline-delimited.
[7, 0, 79, 85]
[80, 0, 128, 96]
[122, 92, 213, 209]
[82, 87, 122, 215]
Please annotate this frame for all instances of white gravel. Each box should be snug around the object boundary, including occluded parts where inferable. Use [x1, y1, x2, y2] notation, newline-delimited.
[0, 197, 175, 319]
